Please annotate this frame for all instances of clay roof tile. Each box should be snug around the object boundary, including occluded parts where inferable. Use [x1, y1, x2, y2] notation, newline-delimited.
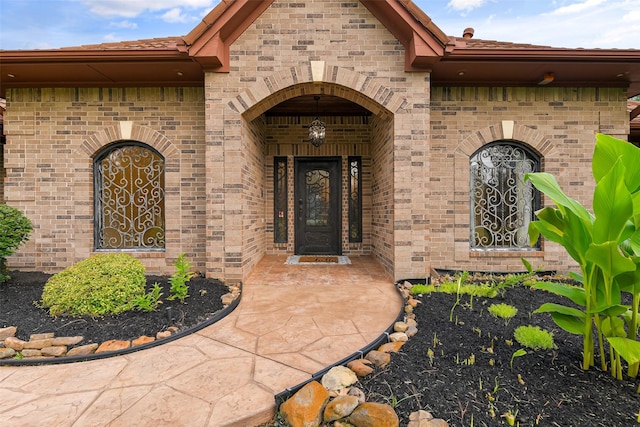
[57, 36, 185, 51]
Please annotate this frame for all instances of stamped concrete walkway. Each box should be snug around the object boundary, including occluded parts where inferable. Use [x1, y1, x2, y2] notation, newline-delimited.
[1, 255, 401, 426]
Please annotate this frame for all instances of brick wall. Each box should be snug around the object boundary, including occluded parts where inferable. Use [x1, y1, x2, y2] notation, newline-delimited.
[3, 0, 626, 282]
[429, 86, 629, 273]
[3, 87, 206, 274]
[207, 0, 431, 281]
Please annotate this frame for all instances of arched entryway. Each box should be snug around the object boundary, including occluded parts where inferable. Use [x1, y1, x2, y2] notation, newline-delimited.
[248, 82, 394, 263]
[234, 65, 401, 278]
[206, 62, 430, 283]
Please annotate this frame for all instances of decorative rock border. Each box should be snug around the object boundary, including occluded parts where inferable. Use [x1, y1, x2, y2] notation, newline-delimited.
[273, 280, 450, 427]
[0, 285, 241, 365]
[0, 326, 181, 360]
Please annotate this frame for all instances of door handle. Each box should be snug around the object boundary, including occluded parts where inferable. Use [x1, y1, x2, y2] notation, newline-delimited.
[298, 199, 303, 220]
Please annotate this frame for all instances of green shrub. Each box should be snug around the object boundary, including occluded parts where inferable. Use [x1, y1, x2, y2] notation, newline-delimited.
[41, 253, 146, 317]
[488, 303, 519, 322]
[0, 204, 33, 284]
[514, 325, 556, 351]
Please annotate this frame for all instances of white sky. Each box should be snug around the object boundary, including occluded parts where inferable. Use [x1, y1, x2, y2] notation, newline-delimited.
[0, 0, 638, 50]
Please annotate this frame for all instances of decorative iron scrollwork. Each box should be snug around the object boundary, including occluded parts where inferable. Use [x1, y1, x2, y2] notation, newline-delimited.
[95, 144, 165, 250]
[470, 144, 539, 249]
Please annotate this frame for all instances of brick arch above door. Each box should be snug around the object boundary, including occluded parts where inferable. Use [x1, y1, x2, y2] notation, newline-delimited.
[232, 61, 408, 120]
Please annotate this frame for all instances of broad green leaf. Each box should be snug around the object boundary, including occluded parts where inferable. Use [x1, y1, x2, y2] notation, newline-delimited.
[561, 210, 593, 266]
[535, 303, 586, 335]
[601, 316, 627, 338]
[632, 192, 640, 223]
[529, 220, 562, 246]
[586, 241, 635, 279]
[616, 258, 640, 295]
[630, 229, 640, 256]
[535, 302, 586, 319]
[536, 207, 565, 234]
[593, 133, 640, 193]
[607, 337, 640, 365]
[528, 208, 565, 247]
[532, 282, 586, 306]
[525, 172, 593, 222]
[569, 271, 584, 284]
[620, 222, 636, 251]
[587, 303, 629, 317]
[592, 160, 633, 244]
[550, 312, 587, 335]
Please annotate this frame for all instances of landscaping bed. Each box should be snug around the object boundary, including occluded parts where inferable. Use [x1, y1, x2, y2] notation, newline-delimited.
[359, 276, 639, 426]
[0, 270, 229, 356]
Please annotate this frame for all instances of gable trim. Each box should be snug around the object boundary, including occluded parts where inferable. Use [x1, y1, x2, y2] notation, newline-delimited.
[185, 0, 449, 73]
[185, 0, 275, 72]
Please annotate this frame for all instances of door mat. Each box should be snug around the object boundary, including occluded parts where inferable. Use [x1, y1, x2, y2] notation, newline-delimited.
[286, 256, 351, 265]
[300, 256, 338, 263]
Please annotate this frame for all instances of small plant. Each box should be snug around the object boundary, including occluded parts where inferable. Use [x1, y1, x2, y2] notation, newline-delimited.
[0, 204, 33, 284]
[41, 253, 146, 317]
[378, 381, 420, 409]
[464, 353, 476, 365]
[510, 348, 527, 368]
[488, 303, 518, 324]
[167, 253, 195, 303]
[514, 325, 556, 351]
[411, 281, 498, 298]
[449, 275, 464, 322]
[427, 348, 435, 365]
[134, 283, 163, 312]
[502, 409, 517, 426]
[410, 284, 430, 294]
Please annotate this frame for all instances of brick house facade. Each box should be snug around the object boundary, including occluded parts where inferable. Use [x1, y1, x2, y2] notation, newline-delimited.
[1, 0, 639, 283]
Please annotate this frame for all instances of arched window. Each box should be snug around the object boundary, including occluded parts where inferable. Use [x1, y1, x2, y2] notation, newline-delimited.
[470, 142, 540, 250]
[94, 142, 165, 250]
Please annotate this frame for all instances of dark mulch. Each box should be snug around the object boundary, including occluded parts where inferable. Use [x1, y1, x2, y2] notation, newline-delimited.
[359, 284, 639, 426]
[0, 271, 228, 345]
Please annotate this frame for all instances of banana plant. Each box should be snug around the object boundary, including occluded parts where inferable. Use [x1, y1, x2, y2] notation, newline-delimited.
[525, 134, 640, 382]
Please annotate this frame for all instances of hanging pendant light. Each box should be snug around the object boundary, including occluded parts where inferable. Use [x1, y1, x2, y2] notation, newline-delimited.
[308, 95, 326, 148]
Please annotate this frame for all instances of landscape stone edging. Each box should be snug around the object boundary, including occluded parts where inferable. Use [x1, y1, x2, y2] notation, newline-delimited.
[273, 279, 450, 426]
[0, 284, 242, 366]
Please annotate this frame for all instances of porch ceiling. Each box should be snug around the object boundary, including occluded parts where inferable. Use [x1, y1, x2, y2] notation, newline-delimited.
[264, 95, 372, 117]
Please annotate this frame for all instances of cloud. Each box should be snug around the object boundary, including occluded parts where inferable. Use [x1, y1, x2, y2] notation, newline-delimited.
[593, 22, 640, 46]
[109, 20, 138, 29]
[162, 8, 189, 23]
[623, 10, 640, 22]
[102, 33, 120, 42]
[547, 0, 606, 16]
[80, 0, 215, 18]
[447, 0, 488, 13]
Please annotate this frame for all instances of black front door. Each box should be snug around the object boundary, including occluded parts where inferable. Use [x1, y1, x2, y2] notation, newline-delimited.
[294, 158, 341, 255]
